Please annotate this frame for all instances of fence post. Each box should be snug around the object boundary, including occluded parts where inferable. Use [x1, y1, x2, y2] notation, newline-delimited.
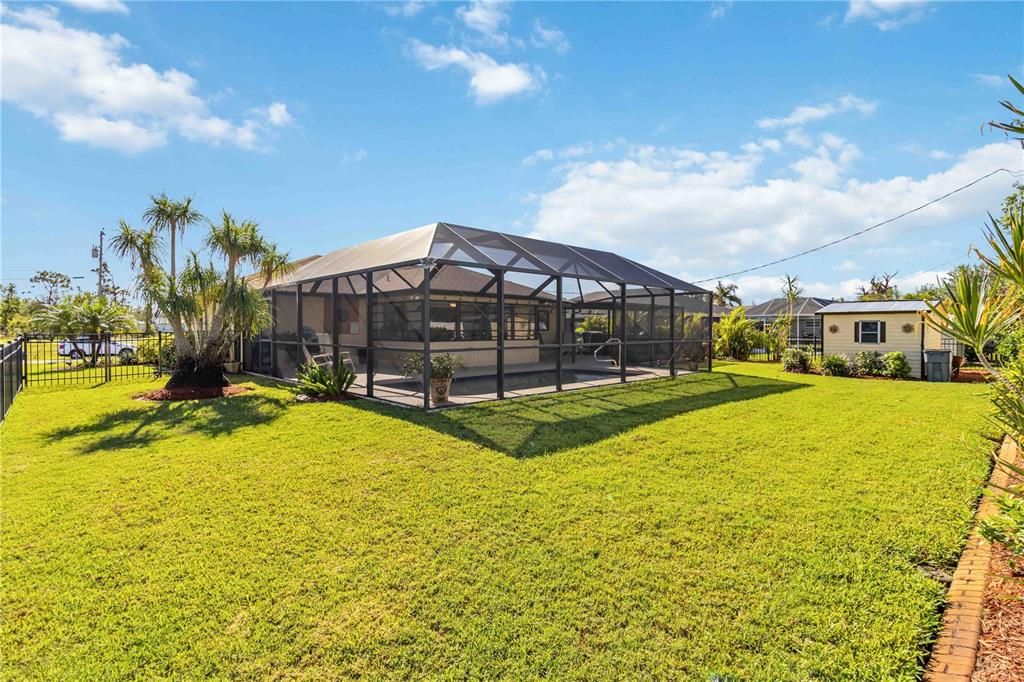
[157, 331, 163, 376]
[104, 332, 112, 382]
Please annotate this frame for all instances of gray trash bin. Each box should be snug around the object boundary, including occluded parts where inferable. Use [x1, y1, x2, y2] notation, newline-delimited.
[924, 349, 951, 382]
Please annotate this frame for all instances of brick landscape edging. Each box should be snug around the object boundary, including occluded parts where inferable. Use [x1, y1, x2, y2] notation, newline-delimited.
[922, 436, 1017, 681]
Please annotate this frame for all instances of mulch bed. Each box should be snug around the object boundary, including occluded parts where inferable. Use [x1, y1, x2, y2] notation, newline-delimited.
[136, 385, 252, 401]
[973, 448, 1024, 682]
[294, 392, 359, 403]
[953, 369, 993, 384]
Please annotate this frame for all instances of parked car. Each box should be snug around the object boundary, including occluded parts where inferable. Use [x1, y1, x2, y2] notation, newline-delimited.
[58, 336, 137, 363]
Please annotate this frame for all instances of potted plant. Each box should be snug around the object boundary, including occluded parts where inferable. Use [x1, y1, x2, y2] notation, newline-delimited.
[402, 352, 463, 405]
[223, 360, 241, 374]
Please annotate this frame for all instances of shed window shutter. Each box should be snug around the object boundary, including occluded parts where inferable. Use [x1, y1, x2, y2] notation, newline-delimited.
[854, 321, 861, 343]
[879, 321, 886, 343]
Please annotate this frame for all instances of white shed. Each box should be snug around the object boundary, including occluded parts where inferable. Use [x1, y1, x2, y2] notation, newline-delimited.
[816, 300, 960, 379]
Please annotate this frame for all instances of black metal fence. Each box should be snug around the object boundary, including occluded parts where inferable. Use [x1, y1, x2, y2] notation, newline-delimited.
[20, 332, 168, 386]
[1, 338, 25, 422]
[748, 338, 823, 363]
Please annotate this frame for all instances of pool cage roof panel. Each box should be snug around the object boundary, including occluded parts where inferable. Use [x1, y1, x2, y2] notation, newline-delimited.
[281, 222, 708, 294]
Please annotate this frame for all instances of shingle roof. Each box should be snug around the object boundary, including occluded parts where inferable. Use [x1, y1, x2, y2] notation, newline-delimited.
[275, 222, 707, 293]
[817, 300, 935, 314]
[744, 297, 834, 318]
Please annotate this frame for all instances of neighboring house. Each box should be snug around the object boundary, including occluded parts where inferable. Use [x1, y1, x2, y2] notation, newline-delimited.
[816, 300, 963, 379]
[744, 297, 834, 345]
[711, 305, 735, 324]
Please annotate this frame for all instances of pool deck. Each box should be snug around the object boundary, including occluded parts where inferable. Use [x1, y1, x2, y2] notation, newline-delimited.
[347, 356, 689, 408]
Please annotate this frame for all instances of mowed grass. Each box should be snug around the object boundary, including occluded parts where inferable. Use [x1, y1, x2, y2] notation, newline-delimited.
[1, 363, 992, 680]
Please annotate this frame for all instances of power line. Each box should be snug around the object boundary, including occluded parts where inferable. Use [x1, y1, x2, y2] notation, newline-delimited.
[695, 167, 1023, 283]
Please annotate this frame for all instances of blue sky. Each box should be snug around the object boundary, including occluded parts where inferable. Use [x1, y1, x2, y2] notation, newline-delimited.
[2, 0, 1022, 303]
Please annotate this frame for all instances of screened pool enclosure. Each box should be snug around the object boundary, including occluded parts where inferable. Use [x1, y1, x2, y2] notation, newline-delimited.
[243, 222, 712, 408]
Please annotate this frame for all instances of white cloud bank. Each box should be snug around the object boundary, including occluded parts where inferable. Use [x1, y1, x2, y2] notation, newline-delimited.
[0, 5, 292, 153]
[529, 138, 1022, 298]
[407, 39, 542, 104]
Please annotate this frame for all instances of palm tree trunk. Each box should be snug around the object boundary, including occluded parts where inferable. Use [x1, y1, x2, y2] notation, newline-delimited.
[170, 229, 176, 282]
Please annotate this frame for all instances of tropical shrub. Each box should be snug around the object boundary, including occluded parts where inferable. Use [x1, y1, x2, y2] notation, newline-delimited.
[979, 496, 1024, 573]
[575, 314, 609, 335]
[749, 330, 769, 355]
[135, 337, 176, 368]
[996, 321, 1024, 362]
[713, 307, 755, 361]
[765, 313, 792, 359]
[781, 347, 811, 373]
[854, 351, 885, 376]
[882, 351, 912, 379]
[296, 360, 356, 397]
[402, 352, 463, 379]
[820, 353, 851, 377]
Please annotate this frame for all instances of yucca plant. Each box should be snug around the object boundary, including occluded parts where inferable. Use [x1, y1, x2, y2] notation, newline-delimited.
[296, 361, 356, 397]
[926, 266, 1019, 390]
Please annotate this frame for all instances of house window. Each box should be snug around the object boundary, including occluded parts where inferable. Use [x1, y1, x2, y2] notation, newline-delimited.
[855, 320, 886, 344]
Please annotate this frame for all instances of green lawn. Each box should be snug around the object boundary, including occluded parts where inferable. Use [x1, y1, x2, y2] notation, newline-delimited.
[1, 363, 992, 680]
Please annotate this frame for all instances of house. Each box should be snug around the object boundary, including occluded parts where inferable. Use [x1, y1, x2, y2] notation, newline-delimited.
[744, 297, 834, 346]
[245, 222, 712, 408]
[711, 305, 735, 324]
[816, 300, 962, 379]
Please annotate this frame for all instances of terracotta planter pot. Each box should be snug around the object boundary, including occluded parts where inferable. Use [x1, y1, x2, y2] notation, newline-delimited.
[430, 377, 453, 404]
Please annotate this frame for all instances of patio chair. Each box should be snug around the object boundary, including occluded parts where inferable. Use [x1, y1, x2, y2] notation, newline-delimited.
[303, 345, 357, 374]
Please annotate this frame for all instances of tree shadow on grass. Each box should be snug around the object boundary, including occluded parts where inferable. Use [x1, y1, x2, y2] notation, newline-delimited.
[44, 390, 291, 454]
[354, 370, 807, 459]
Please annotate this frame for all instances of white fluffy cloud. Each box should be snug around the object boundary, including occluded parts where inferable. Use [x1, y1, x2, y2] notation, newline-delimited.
[757, 94, 877, 129]
[973, 73, 1005, 88]
[61, 0, 128, 14]
[383, 2, 428, 18]
[407, 39, 542, 104]
[844, 0, 930, 31]
[265, 102, 293, 127]
[529, 137, 1021, 298]
[522, 142, 595, 166]
[456, 0, 511, 47]
[530, 19, 570, 54]
[0, 5, 292, 153]
[709, 1, 733, 20]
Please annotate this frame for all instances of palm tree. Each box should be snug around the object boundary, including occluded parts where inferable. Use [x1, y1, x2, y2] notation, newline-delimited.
[780, 273, 804, 317]
[988, 74, 1024, 143]
[113, 205, 293, 388]
[143, 193, 205, 282]
[712, 281, 741, 307]
[33, 293, 136, 366]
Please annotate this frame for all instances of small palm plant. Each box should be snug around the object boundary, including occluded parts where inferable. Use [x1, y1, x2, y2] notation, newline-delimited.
[296, 361, 356, 398]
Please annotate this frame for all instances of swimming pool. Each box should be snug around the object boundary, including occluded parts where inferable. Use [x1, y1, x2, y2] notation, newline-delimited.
[381, 369, 637, 396]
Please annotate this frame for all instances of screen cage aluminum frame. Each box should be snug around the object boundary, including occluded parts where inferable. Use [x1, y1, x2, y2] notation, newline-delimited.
[244, 222, 712, 410]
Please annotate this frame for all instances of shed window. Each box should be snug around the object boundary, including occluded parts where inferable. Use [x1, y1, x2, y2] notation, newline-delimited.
[855, 320, 886, 344]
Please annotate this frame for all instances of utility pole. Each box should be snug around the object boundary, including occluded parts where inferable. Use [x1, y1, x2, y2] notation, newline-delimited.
[91, 229, 105, 296]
